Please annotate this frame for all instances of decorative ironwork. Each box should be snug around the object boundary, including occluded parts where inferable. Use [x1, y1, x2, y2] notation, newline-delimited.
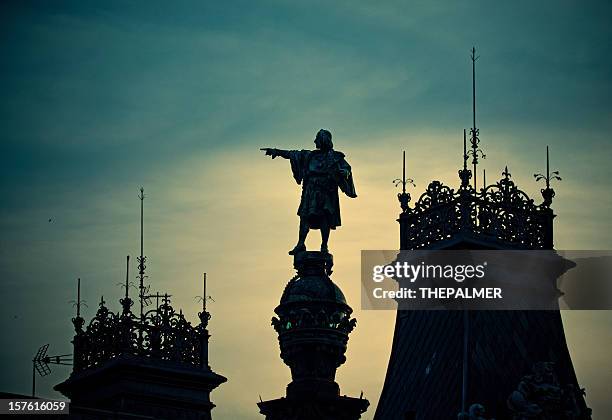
[398, 50, 560, 251]
[195, 273, 212, 329]
[70, 278, 86, 333]
[534, 146, 561, 207]
[68, 192, 213, 374]
[394, 150, 415, 213]
[71, 283, 210, 373]
[400, 166, 555, 250]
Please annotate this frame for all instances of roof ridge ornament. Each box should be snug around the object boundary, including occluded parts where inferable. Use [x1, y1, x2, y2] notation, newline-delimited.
[394, 150, 415, 213]
[534, 146, 561, 207]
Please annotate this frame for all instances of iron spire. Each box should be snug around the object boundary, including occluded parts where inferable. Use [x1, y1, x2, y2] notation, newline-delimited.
[468, 47, 485, 190]
[534, 145, 561, 207]
[394, 151, 415, 213]
[76, 278, 81, 318]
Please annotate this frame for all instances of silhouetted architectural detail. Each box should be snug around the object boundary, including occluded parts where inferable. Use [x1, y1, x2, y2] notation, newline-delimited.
[258, 251, 369, 420]
[400, 166, 554, 250]
[393, 150, 415, 214]
[261, 129, 357, 255]
[375, 50, 589, 420]
[55, 189, 225, 419]
[507, 362, 591, 420]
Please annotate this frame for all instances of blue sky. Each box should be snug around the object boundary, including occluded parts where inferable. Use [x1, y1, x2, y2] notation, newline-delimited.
[1, 1, 611, 418]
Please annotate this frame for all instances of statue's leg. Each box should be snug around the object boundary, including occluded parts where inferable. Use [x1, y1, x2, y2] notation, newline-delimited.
[289, 218, 308, 255]
[320, 221, 330, 254]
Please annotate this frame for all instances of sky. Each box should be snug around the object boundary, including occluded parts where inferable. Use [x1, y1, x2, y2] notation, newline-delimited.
[1, 1, 611, 418]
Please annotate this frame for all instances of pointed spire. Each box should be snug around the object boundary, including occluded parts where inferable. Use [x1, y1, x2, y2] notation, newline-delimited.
[136, 187, 151, 320]
[394, 151, 415, 213]
[503, 166, 511, 179]
[546, 145, 550, 187]
[198, 273, 212, 329]
[203, 272, 207, 312]
[120, 255, 134, 314]
[125, 255, 130, 299]
[71, 278, 85, 333]
[534, 145, 561, 207]
[468, 47, 485, 190]
[76, 278, 81, 318]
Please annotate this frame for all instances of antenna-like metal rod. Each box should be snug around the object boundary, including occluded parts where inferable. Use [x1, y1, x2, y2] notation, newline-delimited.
[472, 47, 476, 132]
[137, 187, 146, 344]
[125, 256, 130, 299]
[76, 278, 81, 318]
[483, 169, 486, 188]
[463, 130, 467, 170]
[546, 145, 550, 189]
[470, 47, 480, 191]
[139, 188, 144, 261]
[402, 151, 406, 194]
[203, 273, 207, 311]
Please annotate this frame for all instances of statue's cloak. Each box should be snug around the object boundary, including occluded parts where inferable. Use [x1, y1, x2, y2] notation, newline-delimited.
[287, 149, 357, 230]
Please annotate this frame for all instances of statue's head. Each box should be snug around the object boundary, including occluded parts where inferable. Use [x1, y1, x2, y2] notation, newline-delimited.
[314, 129, 333, 151]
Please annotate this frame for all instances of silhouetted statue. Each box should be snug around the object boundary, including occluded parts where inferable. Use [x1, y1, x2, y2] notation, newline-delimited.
[261, 129, 357, 255]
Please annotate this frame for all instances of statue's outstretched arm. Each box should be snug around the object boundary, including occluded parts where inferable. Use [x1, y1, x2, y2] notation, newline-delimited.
[260, 148, 290, 159]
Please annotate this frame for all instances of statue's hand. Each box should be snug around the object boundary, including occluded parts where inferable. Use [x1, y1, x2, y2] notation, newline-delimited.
[260, 148, 278, 159]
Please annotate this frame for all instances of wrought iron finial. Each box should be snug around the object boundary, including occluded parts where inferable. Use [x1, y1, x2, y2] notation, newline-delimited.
[70, 278, 86, 332]
[534, 146, 561, 207]
[120, 255, 134, 314]
[99, 295, 106, 307]
[502, 166, 511, 179]
[197, 273, 212, 328]
[75, 278, 82, 318]
[468, 47, 485, 190]
[394, 151, 415, 213]
[124, 255, 129, 299]
[202, 273, 207, 311]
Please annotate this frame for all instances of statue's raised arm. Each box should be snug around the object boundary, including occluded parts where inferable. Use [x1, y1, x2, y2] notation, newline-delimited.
[261, 129, 357, 255]
[260, 148, 291, 160]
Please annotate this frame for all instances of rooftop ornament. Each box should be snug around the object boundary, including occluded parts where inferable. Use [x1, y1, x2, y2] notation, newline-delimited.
[398, 49, 559, 250]
[70, 190, 213, 373]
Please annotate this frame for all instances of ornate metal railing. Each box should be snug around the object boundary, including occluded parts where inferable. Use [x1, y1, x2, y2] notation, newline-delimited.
[71, 295, 210, 373]
[399, 168, 555, 250]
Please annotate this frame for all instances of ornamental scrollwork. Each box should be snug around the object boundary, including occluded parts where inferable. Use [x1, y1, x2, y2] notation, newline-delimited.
[401, 172, 553, 250]
[72, 298, 208, 373]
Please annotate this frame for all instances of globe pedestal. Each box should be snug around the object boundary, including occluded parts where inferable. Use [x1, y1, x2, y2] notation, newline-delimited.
[258, 251, 369, 420]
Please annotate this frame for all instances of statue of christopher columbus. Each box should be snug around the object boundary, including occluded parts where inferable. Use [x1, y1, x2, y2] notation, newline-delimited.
[261, 129, 357, 255]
